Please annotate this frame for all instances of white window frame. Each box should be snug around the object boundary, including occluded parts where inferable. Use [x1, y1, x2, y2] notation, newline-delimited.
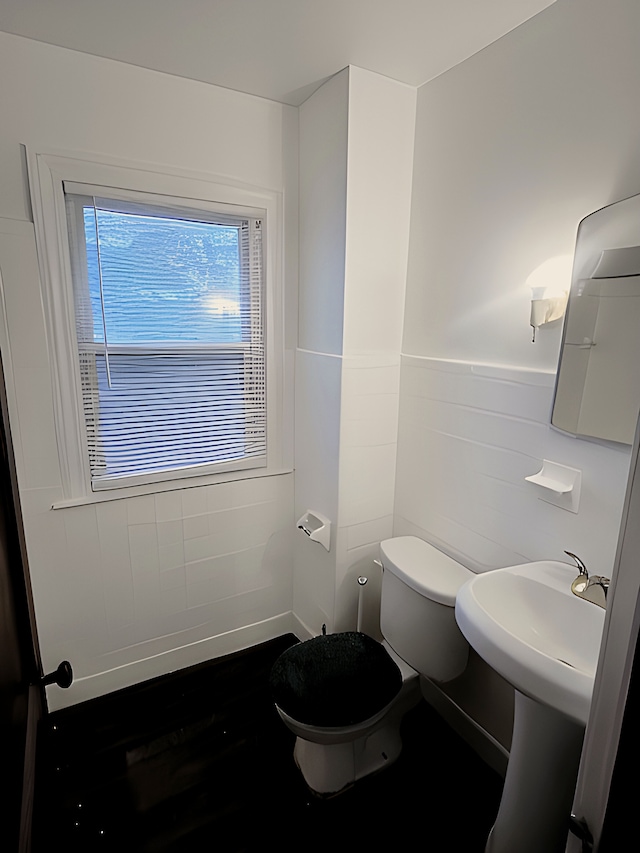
[27, 150, 285, 502]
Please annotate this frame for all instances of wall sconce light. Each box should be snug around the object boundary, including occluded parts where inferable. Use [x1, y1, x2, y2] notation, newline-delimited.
[527, 255, 572, 342]
[530, 287, 568, 342]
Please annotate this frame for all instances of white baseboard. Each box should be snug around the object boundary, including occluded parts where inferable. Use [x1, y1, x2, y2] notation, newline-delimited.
[419, 675, 509, 778]
[46, 611, 510, 786]
[46, 612, 299, 712]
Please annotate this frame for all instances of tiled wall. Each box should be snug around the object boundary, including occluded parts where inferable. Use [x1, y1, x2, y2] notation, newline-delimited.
[338, 355, 400, 529]
[294, 68, 415, 636]
[395, 0, 640, 758]
[394, 356, 632, 576]
[0, 33, 298, 711]
[292, 351, 402, 637]
[334, 354, 401, 632]
[22, 475, 294, 710]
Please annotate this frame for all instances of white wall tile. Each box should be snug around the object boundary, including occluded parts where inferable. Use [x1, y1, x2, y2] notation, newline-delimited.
[96, 498, 128, 535]
[394, 357, 631, 575]
[96, 500, 135, 635]
[346, 515, 394, 551]
[339, 444, 397, 527]
[209, 502, 280, 554]
[154, 490, 182, 522]
[340, 408, 399, 448]
[342, 353, 401, 371]
[130, 534, 161, 621]
[161, 586, 188, 615]
[341, 364, 401, 397]
[158, 541, 184, 572]
[127, 494, 156, 525]
[159, 564, 186, 592]
[294, 350, 342, 523]
[183, 513, 210, 540]
[157, 519, 183, 547]
[181, 486, 208, 517]
[232, 475, 277, 506]
[205, 481, 236, 511]
[13, 366, 62, 489]
[186, 578, 219, 609]
[234, 544, 270, 588]
[128, 523, 159, 574]
[340, 389, 398, 423]
[185, 555, 217, 584]
[184, 533, 214, 564]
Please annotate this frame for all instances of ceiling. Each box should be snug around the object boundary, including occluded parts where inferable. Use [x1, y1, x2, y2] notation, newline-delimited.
[0, 0, 556, 106]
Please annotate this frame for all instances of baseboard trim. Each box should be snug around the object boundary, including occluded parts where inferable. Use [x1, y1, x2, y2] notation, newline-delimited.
[288, 612, 315, 641]
[419, 675, 509, 778]
[46, 612, 299, 712]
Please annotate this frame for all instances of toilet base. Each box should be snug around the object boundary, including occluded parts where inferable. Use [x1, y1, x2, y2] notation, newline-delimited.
[291, 674, 420, 796]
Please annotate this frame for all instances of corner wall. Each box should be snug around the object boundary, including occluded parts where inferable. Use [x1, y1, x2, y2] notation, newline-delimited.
[398, 0, 640, 747]
[294, 67, 416, 635]
[0, 32, 298, 710]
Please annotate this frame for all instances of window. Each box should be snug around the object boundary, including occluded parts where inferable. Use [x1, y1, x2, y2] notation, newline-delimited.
[29, 154, 283, 499]
[66, 190, 265, 489]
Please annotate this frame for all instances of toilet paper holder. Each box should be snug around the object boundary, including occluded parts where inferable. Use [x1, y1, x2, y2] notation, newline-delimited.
[297, 510, 331, 551]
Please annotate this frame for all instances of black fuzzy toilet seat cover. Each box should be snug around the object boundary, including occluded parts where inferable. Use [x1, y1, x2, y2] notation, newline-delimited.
[269, 632, 403, 727]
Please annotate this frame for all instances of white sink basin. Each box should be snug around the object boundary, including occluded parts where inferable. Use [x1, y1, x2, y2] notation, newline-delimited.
[455, 560, 606, 726]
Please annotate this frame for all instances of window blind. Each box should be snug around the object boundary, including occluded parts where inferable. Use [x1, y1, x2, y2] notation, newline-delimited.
[64, 189, 266, 488]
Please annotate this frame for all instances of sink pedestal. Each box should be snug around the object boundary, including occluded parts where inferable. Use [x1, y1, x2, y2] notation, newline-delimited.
[454, 560, 604, 851]
[486, 691, 585, 853]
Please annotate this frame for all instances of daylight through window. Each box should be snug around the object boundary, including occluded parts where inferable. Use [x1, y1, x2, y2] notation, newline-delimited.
[64, 190, 266, 488]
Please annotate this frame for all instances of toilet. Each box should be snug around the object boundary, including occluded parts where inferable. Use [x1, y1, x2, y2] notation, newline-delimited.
[269, 535, 474, 796]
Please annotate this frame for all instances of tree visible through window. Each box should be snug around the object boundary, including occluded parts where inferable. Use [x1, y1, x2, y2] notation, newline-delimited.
[65, 192, 266, 488]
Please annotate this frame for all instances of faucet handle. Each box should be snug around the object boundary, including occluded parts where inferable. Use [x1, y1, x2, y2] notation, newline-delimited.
[564, 551, 588, 577]
[580, 574, 610, 608]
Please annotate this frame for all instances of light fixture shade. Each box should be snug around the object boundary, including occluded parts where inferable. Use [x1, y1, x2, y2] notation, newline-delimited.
[530, 293, 568, 328]
[526, 255, 573, 342]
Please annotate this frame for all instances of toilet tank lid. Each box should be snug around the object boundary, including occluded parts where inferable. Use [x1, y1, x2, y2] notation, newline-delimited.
[380, 536, 473, 606]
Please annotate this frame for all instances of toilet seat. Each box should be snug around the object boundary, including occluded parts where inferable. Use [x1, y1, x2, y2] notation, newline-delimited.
[270, 536, 471, 795]
[269, 631, 402, 728]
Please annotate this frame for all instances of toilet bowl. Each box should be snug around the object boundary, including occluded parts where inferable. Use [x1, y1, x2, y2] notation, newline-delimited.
[270, 536, 474, 796]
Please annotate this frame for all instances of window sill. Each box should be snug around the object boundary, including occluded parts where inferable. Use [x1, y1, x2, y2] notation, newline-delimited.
[50, 465, 294, 510]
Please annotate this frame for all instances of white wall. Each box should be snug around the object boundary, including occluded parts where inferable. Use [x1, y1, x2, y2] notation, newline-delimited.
[294, 71, 349, 635]
[298, 71, 348, 357]
[400, 0, 640, 572]
[395, 358, 630, 571]
[397, 0, 640, 745]
[336, 68, 415, 629]
[3, 0, 638, 736]
[295, 67, 416, 635]
[404, 0, 640, 372]
[0, 32, 297, 709]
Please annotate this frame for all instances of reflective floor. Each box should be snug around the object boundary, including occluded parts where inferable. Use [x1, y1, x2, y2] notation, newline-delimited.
[33, 634, 503, 852]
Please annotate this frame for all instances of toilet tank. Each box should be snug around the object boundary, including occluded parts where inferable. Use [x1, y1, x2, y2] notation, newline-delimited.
[379, 536, 472, 682]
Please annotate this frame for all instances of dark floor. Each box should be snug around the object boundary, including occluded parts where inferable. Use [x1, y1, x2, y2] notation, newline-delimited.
[33, 634, 503, 852]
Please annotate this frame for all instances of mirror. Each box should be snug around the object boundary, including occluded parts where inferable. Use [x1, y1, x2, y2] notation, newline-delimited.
[552, 191, 640, 444]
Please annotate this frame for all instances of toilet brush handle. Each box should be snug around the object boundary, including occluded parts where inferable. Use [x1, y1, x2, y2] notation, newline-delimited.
[357, 576, 368, 633]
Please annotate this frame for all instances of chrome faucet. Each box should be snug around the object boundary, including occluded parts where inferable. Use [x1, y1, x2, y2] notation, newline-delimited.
[565, 551, 610, 609]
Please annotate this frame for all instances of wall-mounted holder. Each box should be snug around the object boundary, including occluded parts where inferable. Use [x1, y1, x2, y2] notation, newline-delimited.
[297, 510, 331, 551]
[525, 460, 581, 513]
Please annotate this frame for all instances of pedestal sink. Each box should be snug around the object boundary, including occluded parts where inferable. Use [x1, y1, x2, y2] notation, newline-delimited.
[455, 560, 606, 853]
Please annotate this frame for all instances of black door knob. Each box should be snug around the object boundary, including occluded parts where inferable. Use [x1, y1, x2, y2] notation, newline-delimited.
[41, 661, 73, 689]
